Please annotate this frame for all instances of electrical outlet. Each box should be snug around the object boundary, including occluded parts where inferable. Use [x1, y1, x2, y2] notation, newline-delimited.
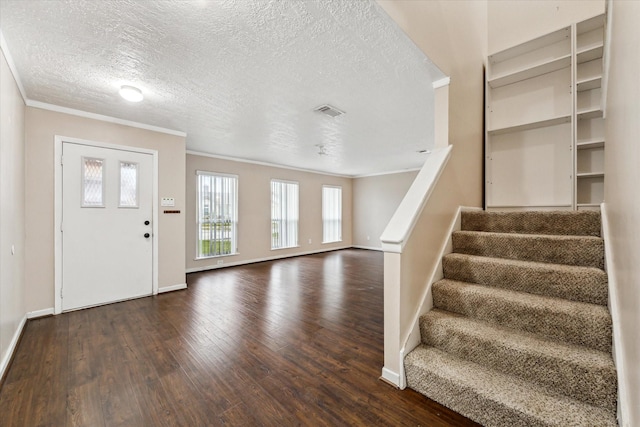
[367, 235, 370, 241]
[217, 260, 223, 265]
[308, 239, 312, 244]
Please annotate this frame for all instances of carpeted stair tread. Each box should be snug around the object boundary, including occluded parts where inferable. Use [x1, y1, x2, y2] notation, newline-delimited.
[404, 345, 617, 427]
[452, 231, 604, 269]
[432, 279, 612, 352]
[442, 253, 608, 305]
[461, 210, 601, 237]
[420, 309, 617, 410]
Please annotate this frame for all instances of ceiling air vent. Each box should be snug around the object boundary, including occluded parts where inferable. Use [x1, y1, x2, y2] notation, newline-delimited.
[314, 104, 345, 118]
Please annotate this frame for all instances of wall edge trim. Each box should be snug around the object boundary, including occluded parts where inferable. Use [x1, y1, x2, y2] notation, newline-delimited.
[601, 202, 630, 426]
[27, 308, 54, 319]
[0, 314, 27, 384]
[158, 283, 187, 294]
[186, 150, 352, 178]
[27, 100, 187, 137]
[186, 246, 352, 273]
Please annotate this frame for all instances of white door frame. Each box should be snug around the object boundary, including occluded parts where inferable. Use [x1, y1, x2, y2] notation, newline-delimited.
[54, 135, 159, 314]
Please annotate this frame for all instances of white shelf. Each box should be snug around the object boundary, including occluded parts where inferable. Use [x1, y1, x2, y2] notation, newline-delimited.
[486, 14, 606, 212]
[488, 115, 571, 136]
[577, 77, 602, 92]
[489, 27, 570, 64]
[577, 139, 605, 149]
[488, 55, 571, 88]
[577, 172, 605, 178]
[577, 108, 603, 120]
[577, 45, 603, 64]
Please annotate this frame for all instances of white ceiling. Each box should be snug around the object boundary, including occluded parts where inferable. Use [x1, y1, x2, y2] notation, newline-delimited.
[0, 0, 445, 176]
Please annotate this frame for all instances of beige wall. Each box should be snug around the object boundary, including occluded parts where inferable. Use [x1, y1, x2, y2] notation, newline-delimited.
[488, 0, 605, 54]
[377, 1, 487, 379]
[352, 171, 418, 249]
[604, 1, 640, 425]
[378, 0, 486, 209]
[186, 154, 352, 271]
[24, 108, 186, 312]
[0, 49, 26, 373]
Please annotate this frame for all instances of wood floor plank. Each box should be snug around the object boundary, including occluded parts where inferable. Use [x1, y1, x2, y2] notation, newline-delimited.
[0, 249, 479, 426]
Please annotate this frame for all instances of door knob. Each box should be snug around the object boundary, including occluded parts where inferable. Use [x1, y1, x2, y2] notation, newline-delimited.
[144, 220, 150, 225]
[144, 233, 150, 238]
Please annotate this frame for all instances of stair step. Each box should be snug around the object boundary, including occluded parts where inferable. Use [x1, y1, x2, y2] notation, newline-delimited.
[420, 309, 617, 410]
[461, 210, 601, 237]
[432, 280, 612, 352]
[452, 231, 604, 269]
[404, 345, 617, 427]
[442, 253, 608, 305]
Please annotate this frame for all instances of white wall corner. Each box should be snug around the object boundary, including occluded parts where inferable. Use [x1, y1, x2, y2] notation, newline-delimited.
[158, 283, 187, 294]
[0, 30, 28, 103]
[0, 314, 27, 381]
[601, 203, 631, 427]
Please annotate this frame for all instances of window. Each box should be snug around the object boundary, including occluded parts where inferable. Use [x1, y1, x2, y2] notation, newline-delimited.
[119, 161, 139, 208]
[197, 172, 238, 258]
[271, 180, 299, 249]
[81, 157, 105, 207]
[322, 186, 342, 243]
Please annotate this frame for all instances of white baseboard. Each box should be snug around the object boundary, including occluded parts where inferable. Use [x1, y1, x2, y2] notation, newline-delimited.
[27, 308, 54, 319]
[158, 283, 187, 294]
[380, 367, 401, 388]
[601, 203, 630, 426]
[186, 246, 352, 274]
[0, 314, 27, 381]
[352, 245, 382, 251]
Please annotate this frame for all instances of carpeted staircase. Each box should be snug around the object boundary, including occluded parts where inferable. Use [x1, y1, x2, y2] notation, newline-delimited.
[404, 210, 618, 427]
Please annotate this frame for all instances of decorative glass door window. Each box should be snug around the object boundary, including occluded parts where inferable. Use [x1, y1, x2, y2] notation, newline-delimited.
[119, 161, 139, 208]
[81, 157, 105, 207]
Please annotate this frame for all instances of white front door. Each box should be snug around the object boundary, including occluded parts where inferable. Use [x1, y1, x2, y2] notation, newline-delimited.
[62, 142, 154, 311]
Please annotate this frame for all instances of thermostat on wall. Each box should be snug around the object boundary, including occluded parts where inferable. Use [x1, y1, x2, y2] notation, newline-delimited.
[161, 197, 175, 207]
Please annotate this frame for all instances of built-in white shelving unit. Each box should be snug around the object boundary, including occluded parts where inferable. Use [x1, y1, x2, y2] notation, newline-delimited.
[575, 15, 606, 211]
[485, 14, 606, 211]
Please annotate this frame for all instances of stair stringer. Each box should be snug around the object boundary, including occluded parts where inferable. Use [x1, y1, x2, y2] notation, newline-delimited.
[397, 205, 481, 389]
[602, 202, 629, 427]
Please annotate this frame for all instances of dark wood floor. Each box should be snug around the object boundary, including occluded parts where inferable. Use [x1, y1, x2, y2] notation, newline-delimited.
[0, 249, 479, 426]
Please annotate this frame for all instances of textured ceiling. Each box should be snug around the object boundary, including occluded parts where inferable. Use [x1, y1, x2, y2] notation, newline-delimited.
[0, 0, 445, 176]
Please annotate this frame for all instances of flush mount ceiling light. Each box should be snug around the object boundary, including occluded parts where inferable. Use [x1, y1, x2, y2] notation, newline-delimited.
[119, 85, 144, 102]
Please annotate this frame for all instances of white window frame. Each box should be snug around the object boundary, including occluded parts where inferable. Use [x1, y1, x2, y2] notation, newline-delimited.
[322, 185, 342, 243]
[196, 171, 239, 259]
[271, 179, 299, 250]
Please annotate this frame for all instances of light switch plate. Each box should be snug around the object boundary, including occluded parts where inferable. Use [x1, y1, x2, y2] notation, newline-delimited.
[161, 197, 175, 207]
